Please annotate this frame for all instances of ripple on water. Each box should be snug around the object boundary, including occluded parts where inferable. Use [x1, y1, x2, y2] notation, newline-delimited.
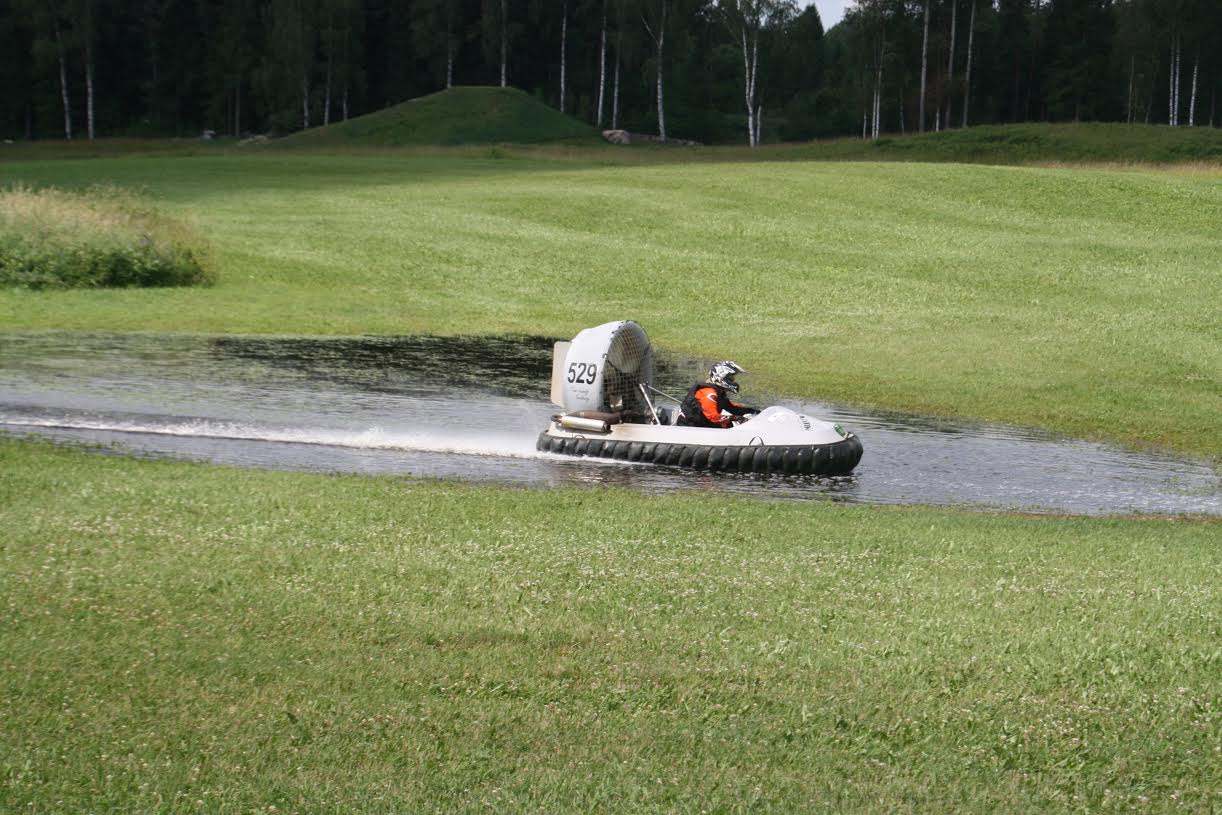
[1, 332, 1218, 517]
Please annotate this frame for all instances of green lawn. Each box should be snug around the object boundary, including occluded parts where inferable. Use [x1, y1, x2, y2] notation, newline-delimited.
[2, 153, 1219, 458]
[1, 439, 1218, 813]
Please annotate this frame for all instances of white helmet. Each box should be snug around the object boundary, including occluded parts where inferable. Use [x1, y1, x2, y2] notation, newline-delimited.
[708, 360, 746, 393]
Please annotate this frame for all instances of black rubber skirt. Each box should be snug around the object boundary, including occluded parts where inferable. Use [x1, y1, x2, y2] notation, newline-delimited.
[536, 431, 863, 476]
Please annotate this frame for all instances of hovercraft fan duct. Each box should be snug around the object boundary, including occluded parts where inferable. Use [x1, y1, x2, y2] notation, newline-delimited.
[551, 321, 654, 415]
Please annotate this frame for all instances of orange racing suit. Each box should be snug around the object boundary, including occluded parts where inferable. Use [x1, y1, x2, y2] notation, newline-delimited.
[677, 383, 757, 428]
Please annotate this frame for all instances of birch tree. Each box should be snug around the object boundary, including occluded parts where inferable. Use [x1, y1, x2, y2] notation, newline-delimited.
[41, 1, 74, 140]
[559, 0, 568, 113]
[611, 0, 625, 128]
[717, 0, 796, 147]
[642, 0, 668, 141]
[412, 0, 458, 91]
[596, 0, 607, 126]
[65, 0, 95, 139]
[961, 0, 974, 127]
[918, 0, 929, 132]
[944, 0, 957, 129]
[500, 0, 508, 86]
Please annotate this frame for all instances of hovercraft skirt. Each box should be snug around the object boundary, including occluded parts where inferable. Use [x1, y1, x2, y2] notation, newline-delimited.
[537, 432, 863, 476]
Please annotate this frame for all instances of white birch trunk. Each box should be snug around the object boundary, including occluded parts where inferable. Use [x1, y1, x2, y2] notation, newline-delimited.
[612, 26, 621, 129]
[945, 0, 957, 129]
[1127, 54, 1134, 124]
[500, 0, 507, 87]
[742, 27, 755, 146]
[656, 14, 666, 142]
[645, 1, 666, 142]
[755, 105, 762, 145]
[1174, 39, 1180, 126]
[596, 0, 607, 126]
[750, 35, 759, 145]
[54, 17, 73, 140]
[871, 86, 877, 138]
[559, 1, 567, 113]
[1168, 43, 1174, 124]
[302, 75, 310, 129]
[1170, 38, 1179, 126]
[445, 1, 454, 88]
[873, 43, 882, 139]
[85, 34, 95, 140]
[876, 25, 886, 139]
[919, 0, 930, 133]
[1176, 39, 1182, 125]
[324, 51, 332, 125]
[962, 0, 974, 128]
[862, 107, 867, 139]
[1189, 52, 1198, 126]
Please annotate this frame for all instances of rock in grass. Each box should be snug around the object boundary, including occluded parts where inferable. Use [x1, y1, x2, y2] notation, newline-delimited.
[0, 185, 216, 290]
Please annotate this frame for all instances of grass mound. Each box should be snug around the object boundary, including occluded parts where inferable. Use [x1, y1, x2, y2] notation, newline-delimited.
[277, 86, 601, 147]
[0, 185, 215, 290]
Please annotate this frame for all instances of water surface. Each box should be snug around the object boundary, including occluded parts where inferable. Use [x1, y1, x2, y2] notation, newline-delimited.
[2, 332, 1218, 517]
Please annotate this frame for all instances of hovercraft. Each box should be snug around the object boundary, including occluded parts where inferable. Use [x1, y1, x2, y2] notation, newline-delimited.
[537, 321, 863, 476]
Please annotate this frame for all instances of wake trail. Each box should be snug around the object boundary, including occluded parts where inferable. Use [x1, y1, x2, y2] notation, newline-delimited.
[0, 415, 545, 461]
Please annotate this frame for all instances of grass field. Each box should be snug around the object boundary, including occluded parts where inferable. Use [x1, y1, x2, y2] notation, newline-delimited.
[1, 439, 1218, 813]
[1, 152, 1219, 458]
[2, 116, 1220, 813]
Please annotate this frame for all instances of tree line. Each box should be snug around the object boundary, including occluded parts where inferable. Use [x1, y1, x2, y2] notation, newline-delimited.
[1, 0, 1218, 145]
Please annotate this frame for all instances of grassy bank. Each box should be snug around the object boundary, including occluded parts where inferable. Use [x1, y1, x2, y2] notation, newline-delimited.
[770, 122, 1222, 165]
[0, 185, 215, 289]
[1, 154, 1218, 458]
[5, 122, 1222, 166]
[1, 439, 1217, 812]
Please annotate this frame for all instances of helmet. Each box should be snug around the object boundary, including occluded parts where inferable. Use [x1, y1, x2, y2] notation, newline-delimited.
[708, 360, 746, 393]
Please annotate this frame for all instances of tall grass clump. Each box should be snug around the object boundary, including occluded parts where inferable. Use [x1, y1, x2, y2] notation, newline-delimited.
[0, 184, 216, 289]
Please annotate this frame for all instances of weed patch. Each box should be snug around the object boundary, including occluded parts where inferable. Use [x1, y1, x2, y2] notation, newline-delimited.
[0, 185, 215, 290]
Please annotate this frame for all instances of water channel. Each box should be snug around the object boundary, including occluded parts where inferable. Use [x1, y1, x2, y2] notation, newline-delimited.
[1, 332, 1218, 517]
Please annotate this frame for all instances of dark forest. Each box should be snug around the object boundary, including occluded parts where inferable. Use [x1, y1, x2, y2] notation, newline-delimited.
[1, 0, 1218, 144]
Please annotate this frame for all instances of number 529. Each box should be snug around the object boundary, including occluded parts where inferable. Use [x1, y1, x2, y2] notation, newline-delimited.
[566, 362, 598, 384]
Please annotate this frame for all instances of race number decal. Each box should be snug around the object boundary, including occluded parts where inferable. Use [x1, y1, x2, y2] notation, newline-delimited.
[566, 362, 598, 384]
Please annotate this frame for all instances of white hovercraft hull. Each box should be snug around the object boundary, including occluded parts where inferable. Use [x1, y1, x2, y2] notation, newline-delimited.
[538, 406, 863, 476]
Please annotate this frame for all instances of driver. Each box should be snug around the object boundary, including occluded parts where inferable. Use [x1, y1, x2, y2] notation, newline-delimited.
[676, 361, 760, 428]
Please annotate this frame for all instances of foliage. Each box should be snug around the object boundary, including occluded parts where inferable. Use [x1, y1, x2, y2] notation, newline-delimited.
[0, 151, 1219, 458]
[0, 185, 215, 290]
[1, 438, 1218, 812]
[1, 0, 1219, 144]
[277, 86, 602, 147]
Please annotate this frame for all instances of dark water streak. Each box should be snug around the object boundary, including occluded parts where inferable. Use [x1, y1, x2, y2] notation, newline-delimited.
[1, 332, 1218, 517]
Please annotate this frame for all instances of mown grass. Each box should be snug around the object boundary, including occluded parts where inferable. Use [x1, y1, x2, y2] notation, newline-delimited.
[0, 185, 215, 289]
[1, 438, 1218, 813]
[4, 121, 1220, 166]
[1, 153, 1219, 458]
[278, 86, 602, 148]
